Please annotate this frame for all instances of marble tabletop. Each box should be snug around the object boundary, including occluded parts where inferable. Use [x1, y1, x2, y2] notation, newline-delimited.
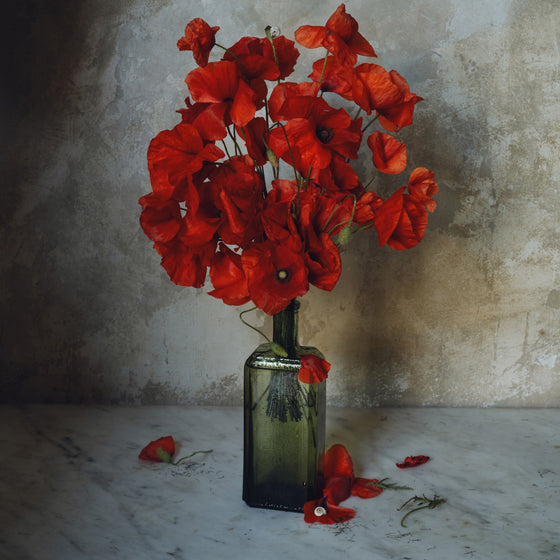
[0, 405, 558, 560]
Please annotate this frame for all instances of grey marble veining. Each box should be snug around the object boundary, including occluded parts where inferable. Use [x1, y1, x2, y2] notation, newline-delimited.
[0, 406, 558, 559]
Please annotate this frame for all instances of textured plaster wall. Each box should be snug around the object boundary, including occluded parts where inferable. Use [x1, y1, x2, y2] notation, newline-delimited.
[2, 0, 559, 406]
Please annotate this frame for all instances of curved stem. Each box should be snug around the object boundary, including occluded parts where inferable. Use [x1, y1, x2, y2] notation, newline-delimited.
[173, 449, 214, 465]
[215, 43, 247, 74]
[240, 307, 272, 344]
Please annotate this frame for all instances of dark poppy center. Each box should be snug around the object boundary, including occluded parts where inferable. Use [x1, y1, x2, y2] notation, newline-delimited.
[276, 268, 290, 282]
[316, 126, 334, 144]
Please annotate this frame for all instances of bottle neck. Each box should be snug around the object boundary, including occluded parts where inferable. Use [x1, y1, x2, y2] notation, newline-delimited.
[272, 300, 300, 357]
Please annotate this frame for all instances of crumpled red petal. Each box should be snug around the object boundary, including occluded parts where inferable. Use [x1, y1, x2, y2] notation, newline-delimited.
[351, 477, 384, 498]
[139, 436, 176, 462]
[396, 455, 430, 468]
[303, 499, 355, 524]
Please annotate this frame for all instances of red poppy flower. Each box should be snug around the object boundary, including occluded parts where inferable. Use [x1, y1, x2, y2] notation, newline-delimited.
[186, 60, 258, 127]
[367, 131, 407, 174]
[309, 55, 355, 99]
[154, 238, 216, 288]
[241, 238, 308, 315]
[267, 97, 362, 172]
[373, 187, 429, 250]
[147, 123, 224, 200]
[376, 70, 423, 132]
[267, 81, 320, 122]
[263, 35, 301, 79]
[303, 498, 355, 525]
[139, 436, 175, 462]
[407, 167, 439, 212]
[209, 155, 266, 247]
[304, 230, 342, 291]
[312, 190, 355, 236]
[299, 354, 330, 384]
[178, 97, 229, 142]
[177, 18, 220, 67]
[353, 190, 383, 229]
[208, 244, 250, 306]
[295, 4, 376, 67]
[237, 117, 268, 166]
[260, 179, 298, 243]
[396, 455, 430, 468]
[222, 35, 299, 82]
[139, 193, 182, 243]
[353, 64, 422, 130]
[223, 37, 279, 80]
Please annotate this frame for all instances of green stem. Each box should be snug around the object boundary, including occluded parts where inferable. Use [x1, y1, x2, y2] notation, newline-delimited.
[363, 170, 378, 189]
[400, 504, 430, 528]
[362, 113, 380, 134]
[264, 26, 279, 70]
[239, 307, 287, 357]
[317, 50, 329, 88]
[215, 43, 247, 74]
[173, 449, 214, 465]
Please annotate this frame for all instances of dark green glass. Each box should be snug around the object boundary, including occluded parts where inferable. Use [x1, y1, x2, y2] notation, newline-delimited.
[243, 300, 326, 512]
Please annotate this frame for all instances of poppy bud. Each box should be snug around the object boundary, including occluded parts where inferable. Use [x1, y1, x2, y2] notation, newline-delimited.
[270, 342, 288, 357]
[337, 225, 352, 245]
[267, 148, 279, 168]
[156, 448, 173, 463]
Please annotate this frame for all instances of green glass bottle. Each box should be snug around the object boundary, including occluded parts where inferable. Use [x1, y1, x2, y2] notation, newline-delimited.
[243, 300, 326, 512]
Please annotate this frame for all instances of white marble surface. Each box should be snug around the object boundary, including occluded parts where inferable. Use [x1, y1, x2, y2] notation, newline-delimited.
[0, 405, 559, 559]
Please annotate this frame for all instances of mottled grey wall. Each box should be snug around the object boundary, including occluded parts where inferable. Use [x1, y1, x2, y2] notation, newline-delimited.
[2, 0, 559, 406]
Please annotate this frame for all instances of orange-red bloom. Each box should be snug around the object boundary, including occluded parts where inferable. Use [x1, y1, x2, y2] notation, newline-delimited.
[407, 167, 439, 212]
[367, 131, 407, 174]
[295, 4, 376, 67]
[186, 60, 258, 127]
[373, 168, 438, 250]
[309, 55, 355, 99]
[154, 238, 215, 288]
[267, 97, 362, 172]
[139, 193, 182, 243]
[353, 64, 422, 130]
[299, 354, 330, 384]
[241, 238, 309, 315]
[147, 123, 224, 200]
[177, 18, 220, 67]
[208, 244, 250, 306]
[373, 187, 428, 250]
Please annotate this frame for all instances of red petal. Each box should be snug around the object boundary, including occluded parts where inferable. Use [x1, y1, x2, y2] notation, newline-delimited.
[324, 444, 354, 480]
[298, 354, 330, 384]
[208, 244, 250, 306]
[396, 455, 430, 468]
[351, 478, 384, 499]
[230, 79, 257, 127]
[367, 131, 407, 174]
[303, 499, 355, 524]
[139, 436, 175, 462]
[294, 25, 327, 49]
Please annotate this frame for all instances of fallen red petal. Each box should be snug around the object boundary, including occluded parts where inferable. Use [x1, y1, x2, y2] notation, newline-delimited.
[139, 436, 176, 462]
[351, 477, 384, 498]
[396, 455, 430, 468]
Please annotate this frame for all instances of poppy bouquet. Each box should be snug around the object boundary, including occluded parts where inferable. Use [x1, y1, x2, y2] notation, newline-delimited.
[139, 4, 438, 363]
